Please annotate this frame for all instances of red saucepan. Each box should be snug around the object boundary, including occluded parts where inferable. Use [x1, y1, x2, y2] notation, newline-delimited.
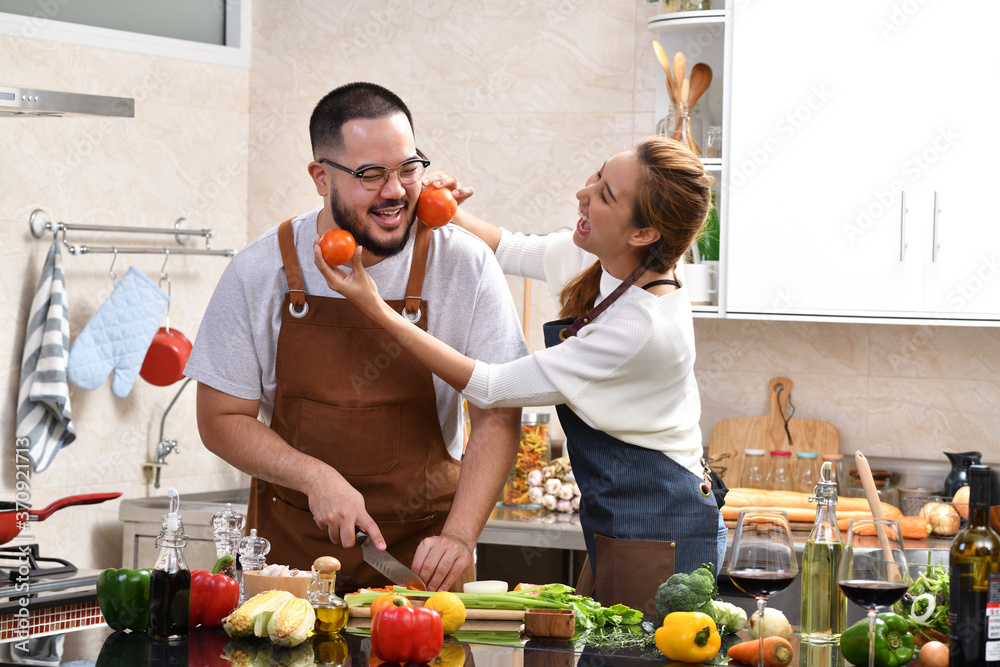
[140, 326, 193, 386]
[0, 492, 122, 544]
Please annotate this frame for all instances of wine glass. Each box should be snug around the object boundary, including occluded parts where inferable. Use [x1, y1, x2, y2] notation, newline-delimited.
[726, 509, 798, 667]
[836, 518, 910, 667]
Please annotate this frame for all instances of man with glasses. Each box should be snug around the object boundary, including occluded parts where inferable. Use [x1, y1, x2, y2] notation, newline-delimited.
[186, 82, 527, 593]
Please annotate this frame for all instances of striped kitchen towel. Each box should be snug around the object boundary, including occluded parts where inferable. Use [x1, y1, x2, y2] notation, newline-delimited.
[16, 237, 76, 473]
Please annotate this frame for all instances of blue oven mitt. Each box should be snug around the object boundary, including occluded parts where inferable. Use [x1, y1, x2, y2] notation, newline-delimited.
[68, 267, 169, 398]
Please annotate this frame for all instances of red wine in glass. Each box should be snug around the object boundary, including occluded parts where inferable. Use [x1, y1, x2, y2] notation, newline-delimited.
[729, 570, 797, 598]
[838, 580, 908, 609]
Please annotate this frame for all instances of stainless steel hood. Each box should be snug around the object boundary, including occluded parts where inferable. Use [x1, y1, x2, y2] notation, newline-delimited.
[0, 85, 134, 118]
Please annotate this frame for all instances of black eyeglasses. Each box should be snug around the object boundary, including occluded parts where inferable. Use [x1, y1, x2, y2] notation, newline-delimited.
[318, 148, 430, 191]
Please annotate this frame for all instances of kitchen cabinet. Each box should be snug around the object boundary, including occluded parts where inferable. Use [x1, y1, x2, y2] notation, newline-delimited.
[647, 7, 730, 315]
[725, 1, 1000, 322]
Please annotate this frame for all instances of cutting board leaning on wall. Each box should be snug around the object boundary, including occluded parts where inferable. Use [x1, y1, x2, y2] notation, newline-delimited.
[707, 376, 840, 487]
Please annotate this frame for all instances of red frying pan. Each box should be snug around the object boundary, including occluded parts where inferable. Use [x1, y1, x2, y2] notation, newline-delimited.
[0, 492, 122, 544]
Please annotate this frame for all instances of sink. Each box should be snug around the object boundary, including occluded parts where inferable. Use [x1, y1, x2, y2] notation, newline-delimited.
[119, 488, 250, 523]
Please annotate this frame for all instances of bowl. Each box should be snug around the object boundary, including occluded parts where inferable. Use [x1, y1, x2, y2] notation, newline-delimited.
[523, 608, 575, 639]
[242, 570, 310, 599]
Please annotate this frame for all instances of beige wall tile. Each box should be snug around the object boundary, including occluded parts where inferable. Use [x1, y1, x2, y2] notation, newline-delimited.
[869, 324, 1000, 380]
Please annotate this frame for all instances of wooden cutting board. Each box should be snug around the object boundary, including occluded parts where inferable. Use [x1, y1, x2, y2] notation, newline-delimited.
[707, 377, 840, 488]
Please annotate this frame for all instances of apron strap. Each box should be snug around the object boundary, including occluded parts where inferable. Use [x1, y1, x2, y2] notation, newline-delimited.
[403, 222, 431, 318]
[277, 217, 431, 316]
[277, 218, 305, 309]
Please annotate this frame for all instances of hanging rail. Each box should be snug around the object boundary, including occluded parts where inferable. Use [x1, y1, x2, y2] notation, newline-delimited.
[28, 209, 236, 257]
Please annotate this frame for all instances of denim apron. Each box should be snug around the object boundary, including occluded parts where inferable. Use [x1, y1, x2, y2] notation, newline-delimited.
[542, 298, 719, 614]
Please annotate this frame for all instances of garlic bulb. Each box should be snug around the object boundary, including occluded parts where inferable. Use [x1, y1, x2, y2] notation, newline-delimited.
[526, 469, 543, 487]
[527, 486, 544, 504]
[572, 483, 581, 497]
[571, 495, 580, 510]
[563, 471, 576, 484]
[558, 483, 575, 500]
[556, 499, 573, 513]
[544, 478, 562, 495]
[542, 494, 558, 511]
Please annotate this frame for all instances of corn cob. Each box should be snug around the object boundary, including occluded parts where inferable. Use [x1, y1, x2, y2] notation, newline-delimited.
[223, 590, 295, 638]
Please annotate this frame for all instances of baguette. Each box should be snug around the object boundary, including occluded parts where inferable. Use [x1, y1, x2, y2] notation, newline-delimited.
[722, 506, 893, 524]
[724, 488, 901, 518]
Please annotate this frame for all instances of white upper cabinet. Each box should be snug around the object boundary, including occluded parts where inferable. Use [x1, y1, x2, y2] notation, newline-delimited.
[725, 1, 1000, 322]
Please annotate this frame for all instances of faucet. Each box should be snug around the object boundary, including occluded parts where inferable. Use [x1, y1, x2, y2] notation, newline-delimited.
[147, 378, 193, 489]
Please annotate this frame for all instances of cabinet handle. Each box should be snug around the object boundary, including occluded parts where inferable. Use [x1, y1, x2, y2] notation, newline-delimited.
[899, 190, 909, 261]
[931, 191, 941, 262]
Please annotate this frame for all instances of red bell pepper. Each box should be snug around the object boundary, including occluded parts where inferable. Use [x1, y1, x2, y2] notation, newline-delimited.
[190, 557, 239, 628]
[371, 598, 443, 664]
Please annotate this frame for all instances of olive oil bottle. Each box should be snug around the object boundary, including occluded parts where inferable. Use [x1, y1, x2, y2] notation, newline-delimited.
[800, 462, 846, 644]
[949, 464, 1000, 666]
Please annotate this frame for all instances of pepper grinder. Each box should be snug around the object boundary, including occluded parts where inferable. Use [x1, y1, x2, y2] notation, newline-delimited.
[210, 503, 245, 579]
[237, 528, 270, 604]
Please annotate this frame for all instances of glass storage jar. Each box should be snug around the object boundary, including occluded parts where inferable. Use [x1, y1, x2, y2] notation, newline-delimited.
[793, 451, 820, 494]
[740, 449, 767, 489]
[501, 413, 550, 507]
[765, 450, 793, 491]
[845, 469, 898, 508]
[821, 453, 846, 496]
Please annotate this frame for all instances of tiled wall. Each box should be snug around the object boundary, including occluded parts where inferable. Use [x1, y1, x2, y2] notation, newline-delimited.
[0, 35, 250, 569]
[2, 0, 998, 571]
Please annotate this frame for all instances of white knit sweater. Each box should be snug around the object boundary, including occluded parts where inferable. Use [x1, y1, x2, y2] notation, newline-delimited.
[463, 229, 704, 474]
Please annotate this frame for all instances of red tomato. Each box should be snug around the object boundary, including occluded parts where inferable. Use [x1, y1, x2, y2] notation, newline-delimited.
[416, 187, 458, 228]
[319, 228, 357, 265]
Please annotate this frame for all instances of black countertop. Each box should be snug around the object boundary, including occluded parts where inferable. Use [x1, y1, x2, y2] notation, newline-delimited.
[5, 622, 856, 667]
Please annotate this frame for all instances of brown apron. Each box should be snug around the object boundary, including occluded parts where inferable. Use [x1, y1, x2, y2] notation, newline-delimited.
[247, 218, 474, 593]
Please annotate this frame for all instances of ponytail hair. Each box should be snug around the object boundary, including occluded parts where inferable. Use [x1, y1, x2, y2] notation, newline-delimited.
[559, 137, 714, 319]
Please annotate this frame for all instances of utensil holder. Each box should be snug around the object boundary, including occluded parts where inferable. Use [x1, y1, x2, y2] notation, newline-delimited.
[523, 608, 575, 639]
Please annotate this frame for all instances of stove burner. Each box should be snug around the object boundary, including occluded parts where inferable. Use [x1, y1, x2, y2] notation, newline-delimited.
[0, 544, 76, 582]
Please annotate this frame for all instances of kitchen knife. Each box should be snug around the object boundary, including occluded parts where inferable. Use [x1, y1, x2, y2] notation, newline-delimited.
[357, 531, 427, 591]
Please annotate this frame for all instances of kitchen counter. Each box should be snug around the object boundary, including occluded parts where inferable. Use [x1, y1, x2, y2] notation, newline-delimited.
[6, 621, 855, 666]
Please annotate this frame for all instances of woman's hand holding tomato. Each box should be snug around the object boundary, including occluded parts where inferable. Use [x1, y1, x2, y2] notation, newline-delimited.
[313, 237, 383, 320]
[418, 171, 473, 228]
[318, 228, 357, 266]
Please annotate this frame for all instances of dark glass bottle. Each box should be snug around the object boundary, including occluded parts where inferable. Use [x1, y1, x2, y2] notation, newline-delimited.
[148, 488, 191, 642]
[949, 464, 1000, 666]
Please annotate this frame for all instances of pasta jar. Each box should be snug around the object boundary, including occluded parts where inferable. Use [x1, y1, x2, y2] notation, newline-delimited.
[502, 414, 551, 507]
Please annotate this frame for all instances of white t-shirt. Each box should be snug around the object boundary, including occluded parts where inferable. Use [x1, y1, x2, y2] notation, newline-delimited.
[462, 229, 704, 474]
[184, 208, 529, 459]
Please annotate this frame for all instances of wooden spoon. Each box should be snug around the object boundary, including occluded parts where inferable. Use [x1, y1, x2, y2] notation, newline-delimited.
[855, 451, 901, 577]
[652, 40, 676, 102]
[687, 63, 713, 109]
[672, 51, 687, 99]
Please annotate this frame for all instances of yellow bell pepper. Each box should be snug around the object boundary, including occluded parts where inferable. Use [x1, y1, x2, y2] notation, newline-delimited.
[654, 611, 722, 663]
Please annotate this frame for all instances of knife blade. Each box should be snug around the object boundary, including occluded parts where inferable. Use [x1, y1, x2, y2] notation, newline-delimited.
[357, 531, 427, 591]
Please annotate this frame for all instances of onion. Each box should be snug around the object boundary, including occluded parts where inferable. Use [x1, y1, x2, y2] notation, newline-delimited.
[920, 502, 961, 536]
[910, 593, 936, 623]
[463, 580, 508, 594]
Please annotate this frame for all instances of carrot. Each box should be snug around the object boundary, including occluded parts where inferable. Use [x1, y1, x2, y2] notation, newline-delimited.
[847, 515, 930, 539]
[727, 637, 793, 667]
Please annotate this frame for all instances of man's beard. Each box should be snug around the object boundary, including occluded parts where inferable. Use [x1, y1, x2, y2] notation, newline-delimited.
[330, 190, 415, 258]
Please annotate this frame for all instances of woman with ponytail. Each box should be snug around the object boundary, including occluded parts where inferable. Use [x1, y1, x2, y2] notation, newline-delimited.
[313, 137, 723, 612]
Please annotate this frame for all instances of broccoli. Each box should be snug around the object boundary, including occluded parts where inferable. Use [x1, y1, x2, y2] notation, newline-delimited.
[654, 563, 719, 626]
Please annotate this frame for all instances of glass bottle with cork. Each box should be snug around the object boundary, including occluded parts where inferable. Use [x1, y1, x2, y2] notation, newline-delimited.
[800, 461, 846, 644]
[308, 556, 349, 634]
[148, 487, 191, 642]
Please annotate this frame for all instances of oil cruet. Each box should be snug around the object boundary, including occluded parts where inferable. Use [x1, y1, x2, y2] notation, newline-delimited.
[148, 487, 191, 642]
[308, 556, 349, 634]
[237, 528, 270, 603]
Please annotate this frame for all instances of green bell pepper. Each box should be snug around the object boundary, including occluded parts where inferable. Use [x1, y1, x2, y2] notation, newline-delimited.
[840, 612, 915, 667]
[96, 568, 151, 633]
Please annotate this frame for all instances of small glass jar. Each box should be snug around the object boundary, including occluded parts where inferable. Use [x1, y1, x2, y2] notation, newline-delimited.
[308, 556, 348, 634]
[501, 414, 551, 507]
[765, 450, 793, 491]
[793, 451, 820, 494]
[705, 125, 722, 158]
[821, 453, 846, 496]
[846, 469, 898, 508]
[740, 449, 767, 489]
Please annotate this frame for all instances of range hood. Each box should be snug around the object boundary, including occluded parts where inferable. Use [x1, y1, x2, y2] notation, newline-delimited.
[0, 85, 134, 118]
